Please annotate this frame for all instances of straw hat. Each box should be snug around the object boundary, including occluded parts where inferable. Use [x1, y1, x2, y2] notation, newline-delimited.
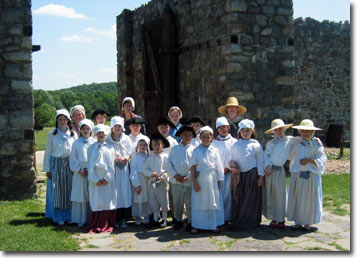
[264, 119, 293, 134]
[292, 119, 322, 131]
[218, 97, 247, 116]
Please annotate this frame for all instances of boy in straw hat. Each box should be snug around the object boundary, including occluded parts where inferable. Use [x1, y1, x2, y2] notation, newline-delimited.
[287, 119, 327, 231]
[69, 119, 95, 227]
[189, 126, 224, 234]
[212, 117, 237, 224]
[218, 97, 247, 138]
[262, 119, 294, 228]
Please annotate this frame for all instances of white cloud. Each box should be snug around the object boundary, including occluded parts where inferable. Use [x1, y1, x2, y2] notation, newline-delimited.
[83, 24, 116, 38]
[61, 34, 92, 43]
[33, 4, 90, 20]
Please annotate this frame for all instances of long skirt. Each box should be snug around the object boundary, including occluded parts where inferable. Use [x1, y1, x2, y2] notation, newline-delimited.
[231, 168, 262, 231]
[45, 156, 72, 222]
[221, 172, 232, 222]
[191, 190, 224, 230]
[85, 210, 117, 234]
[286, 172, 322, 225]
[262, 166, 287, 222]
[71, 202, 90, 224]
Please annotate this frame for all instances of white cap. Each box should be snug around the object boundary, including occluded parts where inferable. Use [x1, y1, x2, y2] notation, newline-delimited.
[168, 106, 183, 119]
[135, 135, 150, 148]
[122, 97, 135, 110]
[70, 105, 86, 118]
[199, 126, 213, 135]
[238, 119, 255, 133]
[79, 119, 94, 131]
[110, 116, 124, 129]
[55, 109, 71, 121]
[93, 124, 108, 136]
[216, 116, 229, 128]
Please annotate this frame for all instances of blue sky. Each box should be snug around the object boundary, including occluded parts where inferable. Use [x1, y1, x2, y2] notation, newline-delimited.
[32, 0, 351, 90]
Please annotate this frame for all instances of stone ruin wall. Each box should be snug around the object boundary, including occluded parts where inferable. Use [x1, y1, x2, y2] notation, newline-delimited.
[293, 18, 350, 141]
[0, 0, 36, 200]
[117, 0, 295, 145]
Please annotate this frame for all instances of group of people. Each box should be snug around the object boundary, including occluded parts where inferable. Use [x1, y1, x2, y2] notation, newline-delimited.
[43, 96, 327, 234]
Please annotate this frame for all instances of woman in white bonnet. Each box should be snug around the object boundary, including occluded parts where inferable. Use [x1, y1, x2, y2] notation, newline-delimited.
[70, 104, 86, 138]
[120, 97, 146, 135]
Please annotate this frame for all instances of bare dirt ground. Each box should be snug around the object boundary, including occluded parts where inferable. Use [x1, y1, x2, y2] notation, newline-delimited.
[325, 148, 350, 174]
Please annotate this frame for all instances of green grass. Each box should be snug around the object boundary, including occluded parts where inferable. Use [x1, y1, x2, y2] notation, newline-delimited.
[0, 199, 80, 251]
[35, 127, 53, 152]
[322, 173, 350, 216]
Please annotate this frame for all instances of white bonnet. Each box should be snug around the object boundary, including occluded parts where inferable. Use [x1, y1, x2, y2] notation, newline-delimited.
[199, 126, 213, 135]
[216, 116, 229, 128]
[70, 105, 86, 118]
[238, 119, 255, 133]
[55, 109, 71, 121]
[110, 116, 125, 129]
[79, 119, 94, 131]
[122, 97, 135, 110]
[168, 106, 183, 119]
[93, 124, 108, 136]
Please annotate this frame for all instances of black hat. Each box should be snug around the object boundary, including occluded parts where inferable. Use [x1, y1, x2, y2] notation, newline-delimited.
[124, 117, 147, 126]
[156, 117, 176, 128]
[91, 109, 110, 120]
[175, 125, 196, 138]
[149, 132, 170, 150]
[185, 116, 206, 126]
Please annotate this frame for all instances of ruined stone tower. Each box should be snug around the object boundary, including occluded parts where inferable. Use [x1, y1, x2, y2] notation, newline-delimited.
[0, 0, 36, 200]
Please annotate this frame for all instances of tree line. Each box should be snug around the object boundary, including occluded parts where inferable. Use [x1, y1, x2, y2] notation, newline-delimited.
[34, 82, 118, 127]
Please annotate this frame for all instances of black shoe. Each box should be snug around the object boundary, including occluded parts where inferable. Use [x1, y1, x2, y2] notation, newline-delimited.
[173, 221, 184, 230]
[184, 223, 192, 232]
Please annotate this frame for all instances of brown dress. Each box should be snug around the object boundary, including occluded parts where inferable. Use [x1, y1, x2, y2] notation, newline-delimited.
[231, 168, 262, 231]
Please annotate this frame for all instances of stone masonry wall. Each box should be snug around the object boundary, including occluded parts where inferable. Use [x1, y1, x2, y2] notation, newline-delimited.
[117, 0, 294, 145]
[293, 18, 350, 141]
[0, 0, 36, 199]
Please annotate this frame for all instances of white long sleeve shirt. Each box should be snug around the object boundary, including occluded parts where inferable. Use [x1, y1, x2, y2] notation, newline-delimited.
[130, 152, 148, 187]
[264, 135, 294, 168]
[189, 144, 224, 181]
[212, 136, 237, 170]
[190, 134, 201, 148]
[228, 139, 265, 176]
[69, 137, 95, 173]
[289, 137, 327, 175]
[165, 142, 195, 186]
[143, 151, 169, 182]
[43, 128, 75, 172]
[87, 142, 117, 211]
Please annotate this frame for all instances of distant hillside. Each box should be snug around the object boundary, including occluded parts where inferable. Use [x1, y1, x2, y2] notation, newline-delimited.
[34, 82, 118, 126]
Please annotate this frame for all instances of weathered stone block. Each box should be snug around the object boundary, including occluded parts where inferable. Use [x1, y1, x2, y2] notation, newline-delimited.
[274, 76, 294, 85]
[277, 7, 293, 16]
[0, 141, 33, 156]
[9, 110, 33, 128]
[5, 64, 22, 78]
[256, 15, 268, 26]
[0, 115, 8, 130]
[4, 50, 32, 62]
[262, 6, 275, 16]
[261, 27, 272, 36]
[10, 80, 32, 93]
[225, 1, 248, 12]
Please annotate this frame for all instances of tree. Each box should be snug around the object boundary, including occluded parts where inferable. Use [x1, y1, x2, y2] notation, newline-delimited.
[34, 103, 56, 126]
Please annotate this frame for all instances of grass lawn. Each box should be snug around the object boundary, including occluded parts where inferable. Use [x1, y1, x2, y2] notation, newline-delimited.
[35, 127, 53, 152]
[322, 173, 350, 216]
[0, 199, 80, 251]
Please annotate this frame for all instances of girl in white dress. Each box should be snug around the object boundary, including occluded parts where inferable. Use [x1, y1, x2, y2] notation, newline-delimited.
[212, 117, 237, 224]
[130, 138, 151, 225]
[105, 116, 134, 229]
[190, 126, 224, 234]
[85, 124, 117, 233]
[287, 119, 327, 231]
[69, 119, 95, 227]
[44, 109, 75, 225]
[262, 119, 294, 228]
